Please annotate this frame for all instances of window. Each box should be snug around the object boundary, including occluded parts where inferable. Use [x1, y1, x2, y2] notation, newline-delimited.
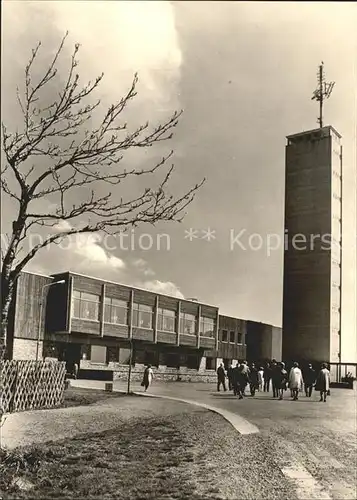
[179, 312, 196, 334]
[144, 350, 159, 367]
[223, 358, 230, 370]
[157, 308, 176, 332]
[104, 297, 128, 325]
[43, 342, 58, 359]
[206, 357, 216, 370]
[133, 303, 153, 329]
[72, 290, 100, 321]
[331, 286, 341, 307]
[119, 348, 132, 365]
[187, 354, 198, 369]
[331, 265, 341, 286]
[91, 345, 106, 363]
[332, 197, 341, 218]
[107, 346, 119, 363]
[229, 331, 235, 343]
[221, 330, 228, 342]
[165, 352, 180, 368]
[237, 332, 243, 344]
[81, 344, 91, 361]
[199, 317, 215, 337]
[331, 311, 340, 330]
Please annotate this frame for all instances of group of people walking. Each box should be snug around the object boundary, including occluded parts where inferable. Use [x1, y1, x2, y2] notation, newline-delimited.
[217, 359, 331, 402]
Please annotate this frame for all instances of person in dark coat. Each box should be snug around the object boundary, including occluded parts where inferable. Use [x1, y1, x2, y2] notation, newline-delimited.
[277, 362, 288, 400]
[263, 362, 272, 392]
[303, 364, 316, 397]
[249, 363, 259, 396]
[216, 363, 227, 392]
[271, 359, 280, 398]
[239, 361, 250, 397]
[227, 363, 234, 391]
[232, 362, 243, 399]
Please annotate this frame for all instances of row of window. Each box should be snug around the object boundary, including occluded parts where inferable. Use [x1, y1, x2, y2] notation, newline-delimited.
[205, 357, 245, 371]
[221, 329, 244, 344]
[72, 291, 215, 336]
[83, 344, 200, 369]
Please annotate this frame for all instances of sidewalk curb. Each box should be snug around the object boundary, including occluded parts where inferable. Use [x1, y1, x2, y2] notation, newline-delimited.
[70, 381, 259, 435]
[132, 391, 260, 435]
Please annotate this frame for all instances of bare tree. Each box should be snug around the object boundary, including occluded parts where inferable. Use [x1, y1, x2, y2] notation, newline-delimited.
[0, 33, 204, 358]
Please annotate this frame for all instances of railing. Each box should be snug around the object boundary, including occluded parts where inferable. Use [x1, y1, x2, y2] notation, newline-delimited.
[328, 363, 357, 384]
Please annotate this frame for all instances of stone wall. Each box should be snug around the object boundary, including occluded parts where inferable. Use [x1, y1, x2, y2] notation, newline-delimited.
[12, 338, 42, 360]
[112, 365, 217, 383]
[79, 359, 217, 383]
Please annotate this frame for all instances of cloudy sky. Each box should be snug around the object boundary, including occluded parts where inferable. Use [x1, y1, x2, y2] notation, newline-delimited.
[2, 1, 356, 329]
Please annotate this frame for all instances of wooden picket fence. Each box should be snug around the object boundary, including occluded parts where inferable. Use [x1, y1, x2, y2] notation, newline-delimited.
[1, 360, 66, 414]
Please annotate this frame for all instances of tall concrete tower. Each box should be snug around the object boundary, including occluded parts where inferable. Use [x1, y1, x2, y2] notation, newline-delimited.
[282, 125, 342, 364]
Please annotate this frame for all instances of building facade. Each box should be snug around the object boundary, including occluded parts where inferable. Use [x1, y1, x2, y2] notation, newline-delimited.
[246, 321, 282, 363]
[45, 271, 219, 380]
[282, 126, 343, 363]
[7, 271, 53, 360]
[7, 270, 280, 379]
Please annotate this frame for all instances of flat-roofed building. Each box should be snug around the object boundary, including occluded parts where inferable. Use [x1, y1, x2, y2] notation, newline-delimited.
[6, 270, 284, 380]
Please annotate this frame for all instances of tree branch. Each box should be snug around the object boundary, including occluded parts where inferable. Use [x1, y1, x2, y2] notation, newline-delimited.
[1, 33, 205, 328]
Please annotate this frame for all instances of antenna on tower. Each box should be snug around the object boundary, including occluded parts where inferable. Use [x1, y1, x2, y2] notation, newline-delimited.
[311, 61, 335, 128]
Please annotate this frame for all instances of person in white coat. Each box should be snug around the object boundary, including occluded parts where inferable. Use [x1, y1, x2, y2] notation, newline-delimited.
[258, 367, 264, 392]
[315, 363, 330, 402]
[289, 362, 304, 401]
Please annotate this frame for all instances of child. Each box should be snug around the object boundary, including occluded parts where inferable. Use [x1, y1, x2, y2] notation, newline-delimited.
[258, 366, 264, 392]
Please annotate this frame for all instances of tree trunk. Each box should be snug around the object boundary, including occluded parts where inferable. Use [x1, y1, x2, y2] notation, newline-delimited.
[1, 212, 28, 360]
[0, 268, 15, 360]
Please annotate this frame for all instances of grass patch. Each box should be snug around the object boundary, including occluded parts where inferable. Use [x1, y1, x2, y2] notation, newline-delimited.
[0, 416, 205, 499]
[62, 387, 125, 408]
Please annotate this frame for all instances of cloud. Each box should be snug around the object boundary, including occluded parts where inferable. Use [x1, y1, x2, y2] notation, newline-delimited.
[18, 220, 185, 303]
[132, 257, 155, 277]
[143, 269, 156, 277]
[25, 225, 184, 300]
[45, 0, 182, 111]
[57, 233, 125, 270]
[132, 258, 148, 268]
[141, 279, 184, 298]
[2, 0, 183, 175]
[36, 220, 127, 272]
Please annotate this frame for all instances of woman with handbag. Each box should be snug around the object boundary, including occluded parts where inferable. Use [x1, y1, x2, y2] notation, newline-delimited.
[141, 364, 154, 391]
[315, 363, 330, 402]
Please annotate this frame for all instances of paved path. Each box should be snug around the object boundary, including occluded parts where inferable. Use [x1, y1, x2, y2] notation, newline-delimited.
[71, 379, 357, 500]
[137, 391, 259, 435]
[71, 378, 357, 433]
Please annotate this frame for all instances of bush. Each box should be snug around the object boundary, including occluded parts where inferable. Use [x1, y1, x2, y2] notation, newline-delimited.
[0, 447, 43, 494]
